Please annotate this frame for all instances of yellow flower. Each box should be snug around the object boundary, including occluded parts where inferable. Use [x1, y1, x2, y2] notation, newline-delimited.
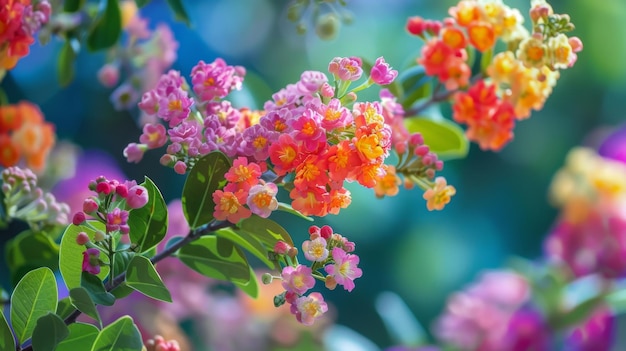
[423, 177, 456, 211]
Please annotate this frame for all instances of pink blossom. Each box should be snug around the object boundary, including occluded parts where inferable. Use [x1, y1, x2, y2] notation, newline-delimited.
[138, 90, 160, 116]
[83, 198, 99, 214]
[97, 63, 120, 87]
[72, 211, 86, 225]
[246, 182, 278, 218]
[139, 123, 168, 149]
[212, 190, 251, 223]
[157, 88, 193, 127]
[328, 57, 363, 81]
[173, 161, 187, 174]
[281, 265, 315, 295]
[292, 292, 328, 326]
[106, 208, 130, 234]
[123, 143, 147, 163]
[82, 248, 101, 275]
[110, 83, 140, 111]
[191, 58, 245, 102]
[316, 98, 352, 130]
[290, 108, 326, 153]
[302, 237, 329, 262]
[324, 247, 362, 292]
[126, 185, 149, 209]
[76, 232, 90, 245]
[370, 57, 398, 85]
[297, 70, 328, 94]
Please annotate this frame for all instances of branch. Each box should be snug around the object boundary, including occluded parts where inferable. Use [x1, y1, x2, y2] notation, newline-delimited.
[21, 220, 234, 351]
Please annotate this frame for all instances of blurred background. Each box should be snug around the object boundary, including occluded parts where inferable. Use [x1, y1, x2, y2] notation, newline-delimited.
[2, 0, 626, 349]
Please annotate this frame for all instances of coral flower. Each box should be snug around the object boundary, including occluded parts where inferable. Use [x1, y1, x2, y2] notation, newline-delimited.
[423, 177, 456, 211]
[224, 157, 262, 192]
[212, 189, 251, 224]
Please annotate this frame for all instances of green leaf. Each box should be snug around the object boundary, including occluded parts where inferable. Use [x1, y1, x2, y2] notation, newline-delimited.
[125, 255, 172, 302]
[87, 0, 122, 51]
[56, 297, 76, 320]
[404, 116, 469, 160]
[112, 251, 135, 278]
[81, 272, 116, 306]
[63, 0, 84, 12]
[31, 313, 70, 351]
[480, 48, 493, 75]
[215, 227, 275, 269]
[165, 0, 191, 25]
[551, 295, 605, 330]
[56, 323, 99, 351]
[134, 0, 151, 7]
[59, 220, 109, 291]
[0, 309, 15, 351]
[5, 229, 59, 287]
[176, 236, 251, 284]
[58, 40, 77, 87]
[233, 266, 259, 298]
[239, 215, 294, 247]
[277, 202, 313, 222]
[69, 287, 101, 326]
[128, 177, 168, 253]
[91, 316, 143, 351]
[182, 152, 231, 229]
[10, 267, 58, 344]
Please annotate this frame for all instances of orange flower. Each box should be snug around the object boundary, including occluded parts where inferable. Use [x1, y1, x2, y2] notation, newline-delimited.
[290, 186, 328, 217]
[468, 22, 495, 52]
[0, 105, 22, 133]
[423, 177, 456, 211]
[373, 165, 401, 198]
[0, 134, 20, 168]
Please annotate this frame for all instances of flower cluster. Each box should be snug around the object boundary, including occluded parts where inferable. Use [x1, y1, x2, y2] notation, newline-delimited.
[70, 175, 149, 274]
[432, 269, 614, 351]
[285, 0, 352, 40]
[0, 101, 55, 172]
[0, 0, 50, 70]
[98, 1, 179, 117]
[145, 335, 181, 351]
[271, 224, 361, 326]
[125, 55, 453, 214]
[408, 0, 582, 151]
[1, 166, 69, 231]
[545, 147, 626, 278]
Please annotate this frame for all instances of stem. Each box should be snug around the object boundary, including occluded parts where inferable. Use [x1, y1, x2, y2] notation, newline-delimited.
[405, 88, 457, 117]
[20, 220, 234, 351]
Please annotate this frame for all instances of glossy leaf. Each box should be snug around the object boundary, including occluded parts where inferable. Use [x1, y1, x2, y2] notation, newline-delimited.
[182, 152, 231, 229]
[58, 40, 77, 87]
[91, 316, 143, 351]
[10, 267, 58, 344]
[56, 297, 76, 320]
[215, 227, 275, 269]
[166, 0, 191, 25]
[480, 48, 493, 75]
[176, 236, 250, 284]
[81, 272, 115, 306]
[86, 0, 122, 51]
[59, 221, 109, 291]
[405, 116, 469, 160]
[277, 202, 313, 222]
[0, 309, 15, 351]
[31, 312, 70, 351]
[233, 266, 260, 298]
[69, 287, 101, 326]
[128, 177, 168, 253]
[112, 251, 135, 279]
[109, 283, 135, 299]
[125, 255, 172, 302]
[5, 229, 59, 287]
[239, 215, 294, 247]
[56, 323, 99, 351]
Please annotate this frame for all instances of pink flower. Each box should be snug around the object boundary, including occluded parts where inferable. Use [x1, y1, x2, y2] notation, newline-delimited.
[123, 143, 147, 163]
[212, 189, 251, 223]
[292, 292, 328, 326]
[328, 57, 363, 81]
[369, 56, 398, 85]
[76, 232, 90, 245]
[139, 123, 168, 149]
[106, 208, 130, 234]
[246, 182, 278, 218]
[126, 185, 149, 209]
[324, 247, 362, 292]
[173, 161, 187, 174]
[72, 211, 86, 225]
[97, 63, 120, 87]
[82, 248, 101, 275]
[191, 58, 245, 102]
[281, 265, 315, 295]
[302, 237, 329, 262]
[157, 88, 193, 127]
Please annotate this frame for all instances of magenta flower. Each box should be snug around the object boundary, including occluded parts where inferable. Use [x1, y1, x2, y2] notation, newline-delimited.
[370, 56, 398, 85]
[157, 88, 193, 127]
[246, 182, 278, 218]
[328, 57, 363, 81]
[566, 306, 614, 351]
[82, 248, 101, 275]
[126, 185, 149, 209]
[316, 98, 352, 130]
[139, 123, 168, 149]
[205, 101, 241, 129]
[106, 208, 130, 234]
[292, 292, 328, 326]
[191, 58, 245, 102]
[324, 247, 362, 292]
[281, 265, 315, 295]
[302, 237, 329, 262]
[290, 108, 326, 153]
[123, 143, 147, 163]
[297, 70, 328, 94]
[138, 90, 160, 116]
[241, 124, 275, 161]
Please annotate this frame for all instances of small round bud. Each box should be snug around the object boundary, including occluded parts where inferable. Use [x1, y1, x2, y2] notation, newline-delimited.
[296, 22, 307, 35]
[96, 182, 112, 195]
[325, 275, 337, 290]
[287, 247, 299, 258]
[76, 232, 90, 245]
[115, 184, 129, 198]
[94, 230, 106, 242]
[315, 13, 340, 41]
[261, 273, 274, 284]
[274, 240, 291, 255]
[274, 292, 286, 307]
[72, 212, 86, 226]
[83, 198, 99, 214]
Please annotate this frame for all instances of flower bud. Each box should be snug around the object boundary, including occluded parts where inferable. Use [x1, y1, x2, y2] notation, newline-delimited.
[325, 275, 337, 290]
[72, 212, 86, 226]
[96, 181, 112, 195]
[315, 13, 340, 41]
[320, 225, 333, 239]
[83, 198, 99, 214]
[274, 240, 292, 255]
[127, 185, 149, 209]
[274, 292, 286, 307]
[287, 247, 299, 258]
[261, 273, 274, 284]
[94, 230, 106, 242]
[97, 63, 120, 88]
[115, 184, 129, 198]
[76, 231, 90, 245]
